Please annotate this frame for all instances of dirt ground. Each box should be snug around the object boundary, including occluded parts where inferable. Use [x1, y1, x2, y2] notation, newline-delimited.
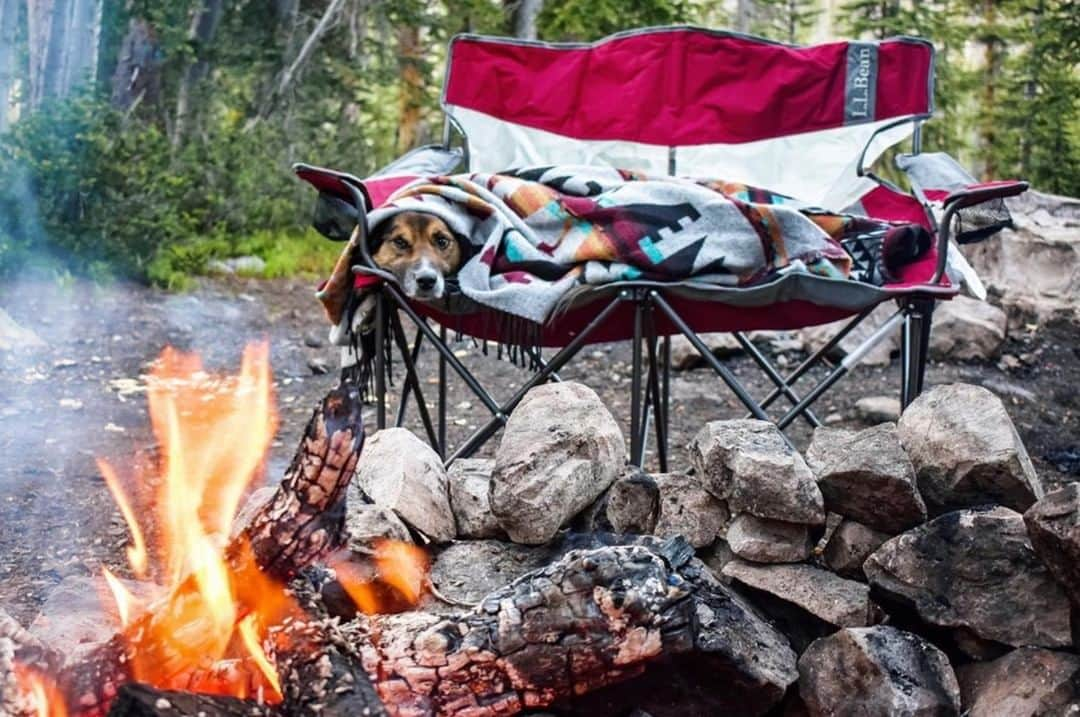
[2, 276, 1077, 625]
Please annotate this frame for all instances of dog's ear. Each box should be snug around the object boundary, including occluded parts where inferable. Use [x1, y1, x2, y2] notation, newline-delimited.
[452, 230, 475, 262]
[367, 218, 394, 253]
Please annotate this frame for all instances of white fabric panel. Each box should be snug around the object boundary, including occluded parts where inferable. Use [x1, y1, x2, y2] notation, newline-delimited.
[449, 105, 916, 212]
[450, 106, 670, 175]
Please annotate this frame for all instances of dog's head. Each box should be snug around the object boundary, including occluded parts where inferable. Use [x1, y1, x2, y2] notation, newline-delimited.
[370, 212, 463, 300]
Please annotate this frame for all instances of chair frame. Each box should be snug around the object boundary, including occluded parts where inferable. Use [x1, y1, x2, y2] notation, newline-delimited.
[328, 31, 1024, 469]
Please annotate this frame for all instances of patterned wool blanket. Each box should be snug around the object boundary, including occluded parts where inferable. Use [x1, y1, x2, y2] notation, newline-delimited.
[319, 166, 922, 328]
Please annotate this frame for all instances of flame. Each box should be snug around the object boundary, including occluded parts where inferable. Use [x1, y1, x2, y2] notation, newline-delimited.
[12, 663, 68, 717]
[332, 539, 429, 615]
[101, 567, 142, 628]
[97, 343, 292, 703]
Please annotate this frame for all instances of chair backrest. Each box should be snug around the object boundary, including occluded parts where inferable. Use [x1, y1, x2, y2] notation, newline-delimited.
[442, 26, 934, 211]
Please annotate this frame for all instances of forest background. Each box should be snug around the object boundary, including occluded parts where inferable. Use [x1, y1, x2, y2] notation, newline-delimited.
[0, 0, 1076, 286]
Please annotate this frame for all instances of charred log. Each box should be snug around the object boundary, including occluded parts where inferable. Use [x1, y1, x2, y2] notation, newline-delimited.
[233, 382, 365, 581]
[344, 538, 798, 717]
[106, 684, 271, 717]
[57, 384, 366, 716]
[271, 618, 387, 716]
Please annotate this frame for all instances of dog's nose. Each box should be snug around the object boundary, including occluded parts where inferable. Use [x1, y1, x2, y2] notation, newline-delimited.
[416, 275, 437, 291]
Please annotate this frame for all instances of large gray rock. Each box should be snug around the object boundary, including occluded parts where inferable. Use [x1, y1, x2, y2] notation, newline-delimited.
[897, 383, 1043, 514]
[806, 424, 927, 533]
[491, 382, 626, 544]
[446, 458, 501, 539]
[822, 520, 892, 580]
[355, 427, 456, 542]
[605, 470, 660, 534]
[964, 191, 1080, 324]
[1024, 482, 1080, 605]
[865, 506, 1072, 648]
[722, 560, 881, 628]
[798, 627, 961, 717]
[957, 647, 1080, 717]
[690, 420, 825, 526]
[653, 472, 729, 548]
[929, 296, 1007, 360]
[726, 514, 812, 564]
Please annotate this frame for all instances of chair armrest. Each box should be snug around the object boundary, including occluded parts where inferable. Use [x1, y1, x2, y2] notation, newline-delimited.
[930, 180, 1028, 284]
[939, 180, 1029, 210]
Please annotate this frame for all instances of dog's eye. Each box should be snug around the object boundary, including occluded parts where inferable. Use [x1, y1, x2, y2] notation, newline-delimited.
[435, 234, 451, 250]
[391, 237, 409, 251]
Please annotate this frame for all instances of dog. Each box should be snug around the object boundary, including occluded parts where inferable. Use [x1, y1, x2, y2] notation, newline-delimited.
[370, 212, 463, 300]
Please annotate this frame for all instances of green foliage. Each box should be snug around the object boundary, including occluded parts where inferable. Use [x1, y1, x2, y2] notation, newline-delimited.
[751, 0, 822, 43]
[538, 0, 696, 41]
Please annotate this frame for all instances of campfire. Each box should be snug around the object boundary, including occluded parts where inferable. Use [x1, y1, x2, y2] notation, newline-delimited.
[9, 344, 421, 715]
[5, 338, 1070, 717]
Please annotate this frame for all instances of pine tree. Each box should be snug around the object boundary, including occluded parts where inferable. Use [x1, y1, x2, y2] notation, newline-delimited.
[987, 0, 1080, 194]
[750, 0, 821, 43]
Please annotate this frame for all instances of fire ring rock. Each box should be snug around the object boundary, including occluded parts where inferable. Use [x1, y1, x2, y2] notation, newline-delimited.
[1024, 482, 1080, 606]
[864, 506, 1072, 648]
[689, 419, 824, 526]
[806, 423, 927, 533]
[957, 647, 1080, 716]
[491, 382, 626, 545]
[798, 626, 961, 717]
[355, 427, 457, 542]
[897, 383, 1043, 515]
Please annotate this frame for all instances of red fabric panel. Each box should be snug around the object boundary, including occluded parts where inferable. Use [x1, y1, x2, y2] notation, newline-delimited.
[364, 176, 418, 208]
[876, 41, 932, 120]
[445, 31, 932, 145]
[412, 297, 860, 347]
[861, 185, 932, 229]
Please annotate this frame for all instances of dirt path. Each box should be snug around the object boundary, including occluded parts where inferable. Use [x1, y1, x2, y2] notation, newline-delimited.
[2, 277, 1077, 623]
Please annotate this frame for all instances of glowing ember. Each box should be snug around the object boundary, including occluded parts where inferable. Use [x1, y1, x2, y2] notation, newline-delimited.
[98, 342, 291, 703]
[12, 663, 67, 717]
[331, 539, 429, 614]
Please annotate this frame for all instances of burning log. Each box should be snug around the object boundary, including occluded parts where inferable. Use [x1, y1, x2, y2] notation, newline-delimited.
[236, 382, 365, 582]
[345, 538, 798, 717]
[107, 684, 271, 717]
[53, 382, 369, 716]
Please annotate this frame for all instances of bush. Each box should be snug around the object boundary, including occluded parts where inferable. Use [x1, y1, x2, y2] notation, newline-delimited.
[0, 94, 328, 285]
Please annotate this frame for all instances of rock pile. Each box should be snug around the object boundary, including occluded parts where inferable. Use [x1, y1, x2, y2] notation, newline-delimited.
[340, 378, 1075, 716]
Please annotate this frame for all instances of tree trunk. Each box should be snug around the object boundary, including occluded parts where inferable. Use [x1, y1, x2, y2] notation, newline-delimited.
[60, 0, 102, 95]
[109, 17, 162, 112]
[251, 0, 347, 126]
[395, 24, 424, 154]
[26, 0, 73, 107]
[736, 0, 754, 33]
[977, 0, 1002, 179]
[0, 0, 20, 131]
[507, 0, 542, 39]
[172, 0, 224, 148]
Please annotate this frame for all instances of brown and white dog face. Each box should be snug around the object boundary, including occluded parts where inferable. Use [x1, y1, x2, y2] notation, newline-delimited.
[370, 212, 462, 300]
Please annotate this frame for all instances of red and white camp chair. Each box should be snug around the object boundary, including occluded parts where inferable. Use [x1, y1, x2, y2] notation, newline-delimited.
[296, 26, 1027, 468]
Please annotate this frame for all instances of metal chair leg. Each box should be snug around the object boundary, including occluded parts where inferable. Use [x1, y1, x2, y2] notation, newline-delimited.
[375, 291, 387, 429]
[438, 324, 447, 459]
[630, 294, 645, 465]
[901, 298, 935, 409]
